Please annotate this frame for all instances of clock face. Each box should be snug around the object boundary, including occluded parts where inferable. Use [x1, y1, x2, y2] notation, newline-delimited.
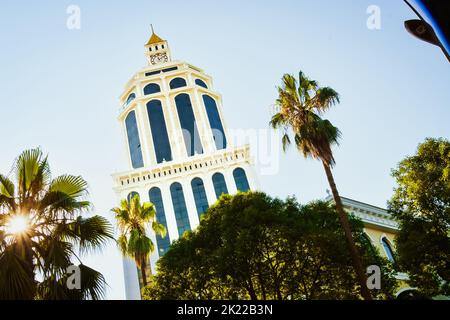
[151, 53, 168, 65]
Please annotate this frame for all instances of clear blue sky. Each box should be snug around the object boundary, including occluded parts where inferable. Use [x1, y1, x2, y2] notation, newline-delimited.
[0, 0, 448, 299]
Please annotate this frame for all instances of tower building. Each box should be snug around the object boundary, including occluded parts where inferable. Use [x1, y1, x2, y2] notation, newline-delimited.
[112, 29, 258, 299]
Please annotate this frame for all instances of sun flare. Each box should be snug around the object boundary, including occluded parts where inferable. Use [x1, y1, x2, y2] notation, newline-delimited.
[5, 215, 30, 235]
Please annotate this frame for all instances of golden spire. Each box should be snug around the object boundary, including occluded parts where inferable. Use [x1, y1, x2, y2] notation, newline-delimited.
[145, 24, 164, 46]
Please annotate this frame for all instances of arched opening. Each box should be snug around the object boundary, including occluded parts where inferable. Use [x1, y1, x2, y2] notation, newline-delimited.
[212, 173, 228, 199]
[381, 237, 395, 262]
[125, 93, 136, 106]
[169, 77, 187, 89]
[125, 111, 144, 169]
[127, 191, 139, 203]
[175, 93, 203, 156]
[203, 95, 227, 150]
[195, 79, 208, 89]
[191, 178, 209, 219]
[149, 187, 171, 257]
[147, 100, 172, 163]
[144, 83, 161, 95]
[233, 168, 250, 192]
[170, 182, 191, 237]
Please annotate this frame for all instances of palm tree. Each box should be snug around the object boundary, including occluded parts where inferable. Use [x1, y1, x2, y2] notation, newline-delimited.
[270, 72, 372, 300]
[0, 148, 114, 300]
[112, 195, 166, 288]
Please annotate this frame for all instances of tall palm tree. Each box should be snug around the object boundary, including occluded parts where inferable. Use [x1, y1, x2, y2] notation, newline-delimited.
[270, 72, 372, 300]
[112, 195, 166, 288]
[0, 148, 114, 300]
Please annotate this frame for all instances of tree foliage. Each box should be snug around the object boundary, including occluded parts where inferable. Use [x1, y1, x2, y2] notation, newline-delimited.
[112, 195, 166, 287]
[0, 148, 114, 300]
[389, 138, 450, 297]
[143, 192, 396, 300]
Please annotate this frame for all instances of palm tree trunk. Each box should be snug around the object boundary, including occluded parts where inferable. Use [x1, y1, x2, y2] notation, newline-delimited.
[322, 162, 372, 300]
[140, 258, 148, 287]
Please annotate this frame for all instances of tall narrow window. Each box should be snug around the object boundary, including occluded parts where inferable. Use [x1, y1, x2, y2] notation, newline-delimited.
[170, 182, 191, 237]
[212, 173, 228, 199]
[203, 95, 227, 150]
[233, 168, 250, 192]
[125, 111, 144, 169]
[191, 178, 209, 219]
[170, 77, 187, 89]
[149, 187, 171, 256]
[175, 93, 203, 156]
[382, 237, 395, 262]
[144, 83, 161, 95]
[147, 100, 172, 163]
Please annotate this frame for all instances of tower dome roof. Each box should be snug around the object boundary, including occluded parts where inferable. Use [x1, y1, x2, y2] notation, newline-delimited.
[146, 29, 165, 46]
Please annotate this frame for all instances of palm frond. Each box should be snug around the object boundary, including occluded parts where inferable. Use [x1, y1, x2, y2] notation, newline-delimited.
[63, 216, 114, 255]
[50, 175, 88, 199]
[152, 221, 167, 238]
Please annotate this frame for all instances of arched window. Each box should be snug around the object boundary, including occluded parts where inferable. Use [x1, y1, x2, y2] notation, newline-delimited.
[149, 187, 171, 256]
[382, 237, 395, 262]
[233, 168, 250, 192]
[127, 191, 139, 203]
[147, 100, 172, 163]
[195, 79, 208, 89]
[170, 183, 191, 237]
[175, 94, 203, 156]
[191, 178, 209, 218]
[144, 83, 161, 95]
[170, 77, 187, 89]
[125, 93, 136, 106]
[125, 111, 144, 169]
[203, 95, 227, 150]
[212, 173, 228, 199]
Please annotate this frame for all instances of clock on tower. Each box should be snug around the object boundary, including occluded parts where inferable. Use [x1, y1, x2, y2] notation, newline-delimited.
[144, 26, 172, 66]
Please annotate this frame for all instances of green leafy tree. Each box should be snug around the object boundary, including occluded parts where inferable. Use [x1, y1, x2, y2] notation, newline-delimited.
[270, 71, 371, 299]
[389, 138, 450, 297]
[0, 148, 114, 300]
[143, 192, 396, 300]
[112, 195, 166, 287]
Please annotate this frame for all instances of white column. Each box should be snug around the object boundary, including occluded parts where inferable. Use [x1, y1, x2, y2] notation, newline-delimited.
[180, 177, 200, 230]
[122, 257, 141, 300]
[204, 171, 218, 205]
[224, 167, 238, 194]
[165, 91, 186, 161]
[135, 101, 153, 167]
[160, 182, 179, 243]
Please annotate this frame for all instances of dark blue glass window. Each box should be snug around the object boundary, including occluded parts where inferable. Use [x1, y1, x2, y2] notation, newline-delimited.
[147, 100, 172, 163]
[170, 77, 187, 89]
[145, 67, 178, 77]
[191, 178, 209, 219]
[170, 183, 191, 237]
[203, 95, 227, 150]
[382, 237, 395, 262]
[127, 192, 139, 203]
[149, 187, 171, 257]
[233, 168, 250, 192]
[144, 83, 161, 95]
[126, 93, 136, 106]
[175, 94, 203, 156]
[212, 173, 228, 199]
[125, 111, 144, 169]
[162, 67, 178, 73]
[195, 79, 208, 89]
